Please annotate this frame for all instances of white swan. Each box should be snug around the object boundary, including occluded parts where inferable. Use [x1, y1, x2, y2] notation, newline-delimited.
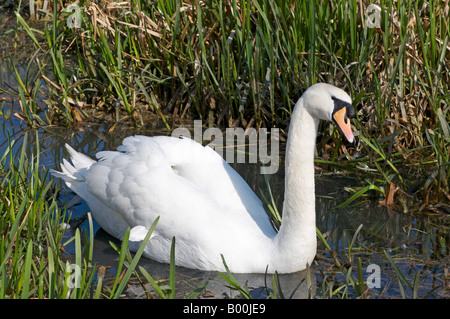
[51, 83, 355, 273]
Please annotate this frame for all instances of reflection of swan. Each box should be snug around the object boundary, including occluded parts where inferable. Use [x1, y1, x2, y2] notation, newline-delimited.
[52, 83, 355, 274]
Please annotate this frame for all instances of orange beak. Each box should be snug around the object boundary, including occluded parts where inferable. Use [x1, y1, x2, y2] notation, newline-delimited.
[333, 107, 354, 143]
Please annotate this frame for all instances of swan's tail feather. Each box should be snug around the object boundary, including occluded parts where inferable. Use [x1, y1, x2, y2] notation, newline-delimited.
[64, 144, 96, 171]
[50, 144, 96, 186]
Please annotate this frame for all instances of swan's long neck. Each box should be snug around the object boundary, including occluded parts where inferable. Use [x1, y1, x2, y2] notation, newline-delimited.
[272, 97, 318, 272]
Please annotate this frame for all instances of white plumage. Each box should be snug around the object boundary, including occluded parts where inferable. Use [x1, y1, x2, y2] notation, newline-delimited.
[52, 83, 355, 273]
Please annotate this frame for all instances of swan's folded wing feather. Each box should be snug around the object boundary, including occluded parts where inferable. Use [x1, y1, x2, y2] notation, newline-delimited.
[150, 136, 275, 237]
[94, 135, 274, 237]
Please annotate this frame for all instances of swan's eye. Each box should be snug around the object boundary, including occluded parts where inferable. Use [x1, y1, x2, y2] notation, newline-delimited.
[331, 96, 355, 120]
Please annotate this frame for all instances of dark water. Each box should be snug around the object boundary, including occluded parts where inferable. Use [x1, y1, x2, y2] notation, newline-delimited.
[0, 11, 448, 299]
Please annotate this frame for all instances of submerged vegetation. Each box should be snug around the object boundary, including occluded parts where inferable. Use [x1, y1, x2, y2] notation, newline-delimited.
[0, 0, 449, 299]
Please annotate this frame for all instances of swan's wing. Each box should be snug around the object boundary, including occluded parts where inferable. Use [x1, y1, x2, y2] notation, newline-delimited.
[143, 136, 274, 236]
[53, 136, 275, 240]
[91, 136, 267, 238]
[108, 135, 275, 237]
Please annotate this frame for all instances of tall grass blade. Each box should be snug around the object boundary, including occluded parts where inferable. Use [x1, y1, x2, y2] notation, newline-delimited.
[113, 216, 160, 299]
[20, 241, 33, 299]
[139, 266, 167, 299]
[218, 254, 251, 299]
[384, 250, 413, 290]
[169, 237, 176, 299]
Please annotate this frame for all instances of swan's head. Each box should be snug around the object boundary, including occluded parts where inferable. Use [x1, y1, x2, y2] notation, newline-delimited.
[302, 83, 355, 143]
